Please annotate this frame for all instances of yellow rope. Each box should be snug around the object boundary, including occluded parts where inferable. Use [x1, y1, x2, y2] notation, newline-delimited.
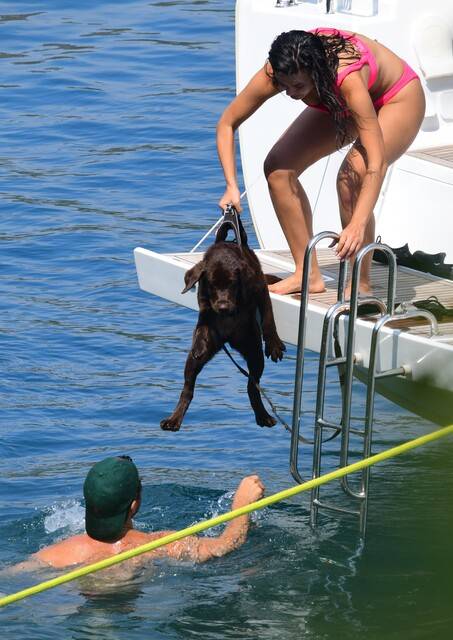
[1, 423, 452, 608]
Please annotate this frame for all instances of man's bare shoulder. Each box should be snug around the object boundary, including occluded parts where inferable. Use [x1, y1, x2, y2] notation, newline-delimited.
[35, 530, 174, 568]
[0, 530, 184, 576]
[35, 533, 95, 568]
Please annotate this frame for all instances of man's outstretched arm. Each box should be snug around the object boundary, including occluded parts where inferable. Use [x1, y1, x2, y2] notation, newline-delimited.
[163, 475, 265, 562]
[0, 557, 48, 576]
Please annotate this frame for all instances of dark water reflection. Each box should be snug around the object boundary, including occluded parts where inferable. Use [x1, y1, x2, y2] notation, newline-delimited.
[0, 0, 452, 638]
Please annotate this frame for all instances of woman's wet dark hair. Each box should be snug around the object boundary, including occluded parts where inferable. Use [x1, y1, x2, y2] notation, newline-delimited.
[268, 30, 360, 146]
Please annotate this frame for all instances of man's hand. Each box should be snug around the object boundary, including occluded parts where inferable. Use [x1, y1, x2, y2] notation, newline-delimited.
[166, 475, 265, 563]
[232, 475, 265, 509]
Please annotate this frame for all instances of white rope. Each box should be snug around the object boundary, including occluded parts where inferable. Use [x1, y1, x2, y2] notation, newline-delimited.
[189, 180, 258, 253]
[189, 216, 224, 253]
[312, 154, 331, 215]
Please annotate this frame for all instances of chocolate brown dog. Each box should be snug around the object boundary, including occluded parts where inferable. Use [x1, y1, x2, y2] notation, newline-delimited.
[160, 218, 285, 431]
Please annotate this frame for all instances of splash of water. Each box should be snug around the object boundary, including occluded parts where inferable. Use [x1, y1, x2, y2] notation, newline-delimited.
[200, 490, 266, 537]
[44, 500, 85, 534]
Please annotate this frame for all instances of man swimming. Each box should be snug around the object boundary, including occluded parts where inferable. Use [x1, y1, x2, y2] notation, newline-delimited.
[7, 455, 265, 572]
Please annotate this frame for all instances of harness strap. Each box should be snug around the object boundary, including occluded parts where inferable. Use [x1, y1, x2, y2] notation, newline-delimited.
[215, 204, 244, 247]
[222, 345, 340, 445]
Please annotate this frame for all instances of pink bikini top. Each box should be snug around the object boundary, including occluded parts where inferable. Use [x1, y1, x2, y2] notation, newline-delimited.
[310, 28, 378, 89]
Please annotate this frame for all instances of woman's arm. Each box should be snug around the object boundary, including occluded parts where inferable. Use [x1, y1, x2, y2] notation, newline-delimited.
[217, 64, 279, 211]
[336, 73, 388, 259]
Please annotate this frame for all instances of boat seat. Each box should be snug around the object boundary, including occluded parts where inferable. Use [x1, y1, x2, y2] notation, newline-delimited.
[440, 90, 453, 121]
[413, 15, 453, 81]
[421, 90, 439, 131]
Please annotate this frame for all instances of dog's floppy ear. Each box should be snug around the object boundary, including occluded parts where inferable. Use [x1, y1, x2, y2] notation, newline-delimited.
[181, 261, 205, 294]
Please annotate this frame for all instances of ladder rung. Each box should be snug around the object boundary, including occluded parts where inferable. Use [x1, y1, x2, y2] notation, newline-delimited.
[316, 418, 341, 431]
[374, 366, 407, 380]
[326, 355, 363, 368]
[349, 427, 365, 437]
[316, 419, 364, 437]
[326, 357, 347, 367]
[313, 498, 363, 516]
[326, 356, 346, 367]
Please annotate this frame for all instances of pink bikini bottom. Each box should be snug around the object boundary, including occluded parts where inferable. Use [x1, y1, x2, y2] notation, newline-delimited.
[372, 62, 419, 110]
[309, 61, 419, 113]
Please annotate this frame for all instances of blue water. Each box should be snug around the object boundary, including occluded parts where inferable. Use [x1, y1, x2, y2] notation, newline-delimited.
[1, 1, 453, 637]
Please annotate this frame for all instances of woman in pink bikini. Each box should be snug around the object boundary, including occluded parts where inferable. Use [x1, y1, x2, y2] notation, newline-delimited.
[217, 29, 425, 295]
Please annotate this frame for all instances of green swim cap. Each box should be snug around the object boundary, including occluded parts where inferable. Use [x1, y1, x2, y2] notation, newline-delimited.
[83, 456, 140, 542]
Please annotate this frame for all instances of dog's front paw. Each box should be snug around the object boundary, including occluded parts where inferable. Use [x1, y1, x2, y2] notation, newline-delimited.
[265, 337, 286, 362]
[160, 415, 182, 431]
[256, 412, 277, 428]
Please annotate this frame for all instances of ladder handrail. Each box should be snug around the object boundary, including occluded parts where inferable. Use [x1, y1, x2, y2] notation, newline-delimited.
[357, 307, 439, 533]
[365, 307, 439, 452]
[339, 242, 397, 500]
[290, 231, 346, 483]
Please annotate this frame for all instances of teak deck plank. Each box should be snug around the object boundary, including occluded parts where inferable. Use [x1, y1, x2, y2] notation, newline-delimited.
[407, 145, 453, 169]
[262, 248, 453, 339]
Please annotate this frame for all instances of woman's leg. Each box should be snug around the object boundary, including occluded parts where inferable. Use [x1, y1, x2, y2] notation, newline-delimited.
[337, 79, 425, 295]
[264, 107, 340, 295]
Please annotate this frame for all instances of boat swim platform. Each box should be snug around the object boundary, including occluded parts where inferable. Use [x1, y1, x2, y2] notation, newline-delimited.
[407, 145, 453, 170]
[278, 247, 453, 335]
[176, 247, 453, 338]
[134, 246, 453, 425]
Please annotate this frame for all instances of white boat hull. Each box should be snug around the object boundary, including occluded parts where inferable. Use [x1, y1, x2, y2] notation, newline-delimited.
[134, 247, 453, 425]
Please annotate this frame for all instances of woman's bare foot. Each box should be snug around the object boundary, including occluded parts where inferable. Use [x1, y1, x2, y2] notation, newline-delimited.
[344, 281, 372, 298]
[268, 272, 326, 295]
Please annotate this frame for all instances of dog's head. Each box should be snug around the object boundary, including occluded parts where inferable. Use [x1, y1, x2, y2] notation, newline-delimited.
[182, 245, 254, 316]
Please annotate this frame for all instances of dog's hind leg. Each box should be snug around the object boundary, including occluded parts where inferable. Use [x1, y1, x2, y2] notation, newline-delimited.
[235, 329, 277, 428]
[160, 324, 219, 431]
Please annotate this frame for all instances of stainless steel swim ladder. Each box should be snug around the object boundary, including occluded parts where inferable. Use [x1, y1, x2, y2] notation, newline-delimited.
[289, 232, 439, 537]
